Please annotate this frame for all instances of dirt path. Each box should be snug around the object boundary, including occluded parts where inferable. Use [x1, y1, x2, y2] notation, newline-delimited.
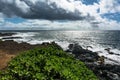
[0, 40, 42, 70]
[0, 50, 16, 70]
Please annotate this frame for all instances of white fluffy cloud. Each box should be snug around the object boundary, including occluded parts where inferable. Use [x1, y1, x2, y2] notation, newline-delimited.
[0, 13, 5, 26]
[99, 0, 120, 14]
[0, 20, 95, 30]
[0, 0, 120, 30]
[0, 0, 92, 20]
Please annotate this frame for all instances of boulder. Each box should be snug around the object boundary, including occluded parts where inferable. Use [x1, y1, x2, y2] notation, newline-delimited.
[67, 43, 100, 62]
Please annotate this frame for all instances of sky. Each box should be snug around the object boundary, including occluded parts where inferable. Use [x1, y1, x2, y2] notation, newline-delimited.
[0, 0, 120, 30]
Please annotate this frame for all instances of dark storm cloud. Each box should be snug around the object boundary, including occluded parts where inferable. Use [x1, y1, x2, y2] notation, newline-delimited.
[0, 0, 94, 20]
[0, 0, 28, 17]
[23, 0, 84, 20]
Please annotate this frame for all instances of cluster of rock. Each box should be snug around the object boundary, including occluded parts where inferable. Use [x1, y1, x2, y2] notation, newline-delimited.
[0, 32, 22, 40]
[0, 33, 15, 36]
[66, 43, 120, 80]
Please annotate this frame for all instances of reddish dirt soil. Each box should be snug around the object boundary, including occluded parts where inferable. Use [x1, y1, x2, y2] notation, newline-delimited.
[0, 40, 41, 70]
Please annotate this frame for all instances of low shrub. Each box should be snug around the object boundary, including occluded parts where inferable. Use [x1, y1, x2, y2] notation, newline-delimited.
[0, 45, 98, 80]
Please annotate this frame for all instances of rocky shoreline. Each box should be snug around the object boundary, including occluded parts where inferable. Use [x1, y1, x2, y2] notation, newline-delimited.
[66, 43, 120, 80]
[0, 33, 15, 36]
[0, 32, 120, 80]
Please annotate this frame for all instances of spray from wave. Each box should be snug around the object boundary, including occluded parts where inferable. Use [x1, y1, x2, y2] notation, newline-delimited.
[0, 31, 120, 65]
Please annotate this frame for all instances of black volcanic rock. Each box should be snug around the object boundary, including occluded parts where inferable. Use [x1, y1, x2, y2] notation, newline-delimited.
[2, 37, 22, 40]
[87, 64, 120, 80]
[0, 33, 15, 36]
[67, 43, 120, 80]
[67, 43, 100, 62]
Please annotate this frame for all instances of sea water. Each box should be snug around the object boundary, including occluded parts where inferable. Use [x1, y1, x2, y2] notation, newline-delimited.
[0, 30, 120, 64]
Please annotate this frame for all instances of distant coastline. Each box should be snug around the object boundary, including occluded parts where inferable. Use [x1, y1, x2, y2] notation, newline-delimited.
[0, 30, 120, 32]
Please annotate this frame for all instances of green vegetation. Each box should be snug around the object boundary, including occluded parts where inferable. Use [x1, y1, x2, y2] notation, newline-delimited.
[0, 45, 98, 80]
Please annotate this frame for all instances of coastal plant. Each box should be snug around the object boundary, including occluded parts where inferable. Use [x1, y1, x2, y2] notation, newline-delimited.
[0, 45, 98, 80]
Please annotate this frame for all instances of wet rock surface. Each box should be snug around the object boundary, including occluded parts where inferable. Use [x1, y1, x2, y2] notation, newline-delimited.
[2, 37, 22, 40]
[0, 33, 15, 36]
[66, 43, 120, 80]
[0, 32, 22, 40]
[66, 43, 100, 62]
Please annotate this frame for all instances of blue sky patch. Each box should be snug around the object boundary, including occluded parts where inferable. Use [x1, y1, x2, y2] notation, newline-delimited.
[101, 12, 120, 22]
[4, 17, 26, 24]
[82, 0, 99, 5]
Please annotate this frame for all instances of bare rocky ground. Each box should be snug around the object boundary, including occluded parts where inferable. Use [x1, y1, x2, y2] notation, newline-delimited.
[0, 40, 42, 70]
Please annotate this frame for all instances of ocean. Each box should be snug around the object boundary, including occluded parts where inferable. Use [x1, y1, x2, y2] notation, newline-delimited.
[0, 30, 120, 64]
